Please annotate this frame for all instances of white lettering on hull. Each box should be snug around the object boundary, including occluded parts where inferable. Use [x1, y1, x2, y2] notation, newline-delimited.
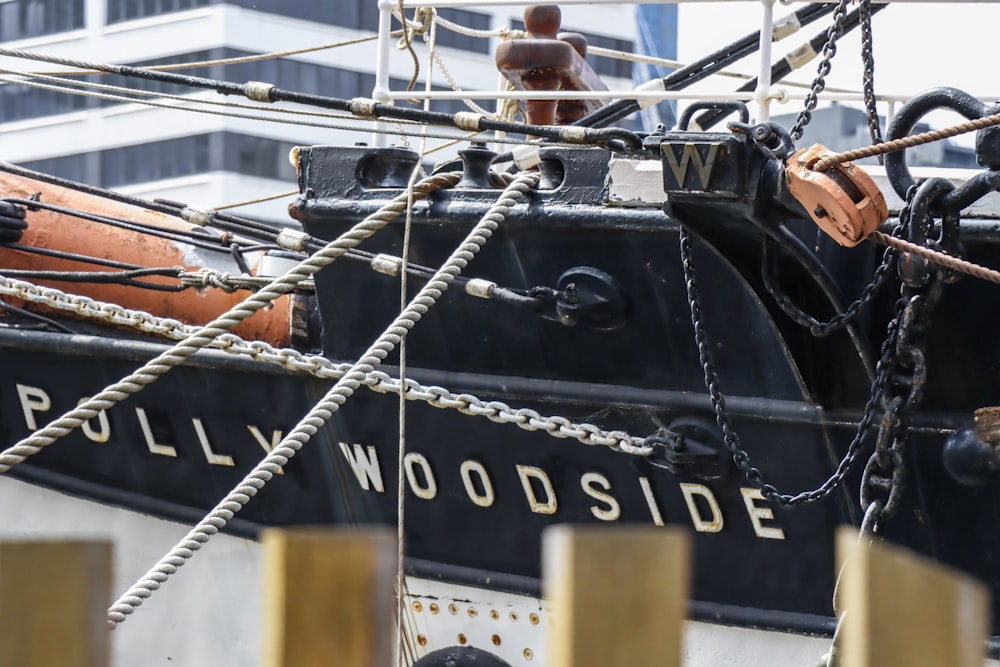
[740, 487, 785, 540]
[516, 465, 558, 515]
[679, 482, 724, 533]
[339, 442, 385, 493]
[460, 460, 495, 507]
[77, 397, 111, 443]
[580, 472, 620, 521]
[193, 418, 234, 467]
[16, 384, 51, 430]
[135, 407, 177, 458]
[638, 476, 665, 526]
[404, 453, 437, 500]
[248, 426, 284, 474]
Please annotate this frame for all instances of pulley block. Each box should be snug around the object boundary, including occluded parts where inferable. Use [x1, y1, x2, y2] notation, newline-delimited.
[785, 143, 888, 247]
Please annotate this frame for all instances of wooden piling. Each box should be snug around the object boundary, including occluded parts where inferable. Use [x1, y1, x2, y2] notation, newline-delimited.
[543, 525, 689, 667]
[0, 540, 112, 667]
[261, 527, 397, 667]
[837, 527, 989, 667]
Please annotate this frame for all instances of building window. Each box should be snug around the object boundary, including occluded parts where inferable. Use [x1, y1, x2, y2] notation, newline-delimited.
[0, 0, 85, 41]
[102, 1, 491, 55]
[19, 132, 299, 188]
[106, 0, 210, 24]
[17, 153, 88, 183]
[0, 77, 89, 122]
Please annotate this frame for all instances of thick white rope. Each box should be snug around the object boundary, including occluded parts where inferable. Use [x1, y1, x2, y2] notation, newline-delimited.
[105, 171, 540, 627]
[0, 275, 651, 455]
[0, 173, 460, 475]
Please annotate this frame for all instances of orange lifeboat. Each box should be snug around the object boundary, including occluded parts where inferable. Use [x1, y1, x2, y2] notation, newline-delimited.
[0, 170, 295, 347]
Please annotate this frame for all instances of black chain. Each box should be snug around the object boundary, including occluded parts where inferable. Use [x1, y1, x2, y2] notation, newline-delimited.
[858, 0, 884, 160]
[761, 232, 897, 337]
[790, 0, 852, 141]
[859, 285, 941, 534]
[679, 226, 903, 508]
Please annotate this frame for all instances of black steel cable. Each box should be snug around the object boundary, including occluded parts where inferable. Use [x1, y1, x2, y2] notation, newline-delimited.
[2, 197, 233, 255]
[0, 47, 641, 151]
[693, 3, 888, 131]
[0, 300, 77, 334]
[573, 2, 837, 129]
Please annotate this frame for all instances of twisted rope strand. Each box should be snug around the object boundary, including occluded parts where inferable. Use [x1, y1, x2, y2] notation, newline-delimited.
[0, 275, 649, 453]
[812, 110, 1000, 171]
[0, 173, 459, 474]
[871, 230, 1000, 284]
[105, 172, 539, 627]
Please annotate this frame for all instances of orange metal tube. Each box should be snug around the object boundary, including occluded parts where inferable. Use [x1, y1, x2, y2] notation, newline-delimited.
[0, 171, 293, 347]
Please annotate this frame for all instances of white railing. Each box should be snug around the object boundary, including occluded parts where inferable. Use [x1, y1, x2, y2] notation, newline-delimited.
[371, 0, 999, 146]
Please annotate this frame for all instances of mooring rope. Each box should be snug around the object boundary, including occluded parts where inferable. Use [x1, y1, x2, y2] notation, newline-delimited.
[0, 172, 460, 474]
[105, 172, 539, 627]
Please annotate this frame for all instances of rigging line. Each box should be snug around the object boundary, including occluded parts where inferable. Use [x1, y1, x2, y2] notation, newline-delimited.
[397, 47, 436, 661]
[1, 273, 645, 455]
[0, 171, 463, 480]
[213, 190, 299, 211]
[0, 266, 184, 292]
[0, 70, 544, 148]
[1, 66, 429, 127]
[25, 33, 401, 78]
[105, 172, 537, 628]
[812, 110, 1000, 171]
[0, 299, 76, 334]
[4, 242, 146, 271]
[421, 9, 496, 119]
[871, 230, 1000, 285]
[1, 197, 237, 255]
[573, 1, 838, 128]
[0, 159, 270, 232]
[0, 72, 389, 133]
[0, 267, 180, 283]
[0, 45, 639, 151]
[397, 0, 421, 96]
[694, 2, 887, 131]
[1, 161, 295, 269]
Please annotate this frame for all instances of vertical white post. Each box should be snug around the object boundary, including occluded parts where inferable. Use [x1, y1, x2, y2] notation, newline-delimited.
[494, 72, 508, 153]
[755, 0, 776, 123]
[886, 99, 897, 133]
[372, 0, 395, 147]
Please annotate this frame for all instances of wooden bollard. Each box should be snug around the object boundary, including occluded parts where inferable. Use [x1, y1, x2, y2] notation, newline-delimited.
[0, 540, 112, 667]
[837, 527, 989, 667]
[261, 528, 396, 667]
[543, 525, 689, 667]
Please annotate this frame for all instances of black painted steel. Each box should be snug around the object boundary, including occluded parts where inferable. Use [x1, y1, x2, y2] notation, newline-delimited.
[8, 114, 1000, 644]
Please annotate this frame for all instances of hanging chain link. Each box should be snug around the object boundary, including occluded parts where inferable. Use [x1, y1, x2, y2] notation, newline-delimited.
[858, 0, 884, 159]
[681, 226, 895, 507]
[790, 0, 852, 141]
[761, 231, 898, 337]
[859, 276, 944, 531]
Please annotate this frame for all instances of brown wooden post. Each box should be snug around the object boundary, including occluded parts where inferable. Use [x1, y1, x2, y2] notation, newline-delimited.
[543, 525, 689, 667]
[261, 527, 397, 667]
[0, 540, 112, 667]
[837, 527, 989, 667]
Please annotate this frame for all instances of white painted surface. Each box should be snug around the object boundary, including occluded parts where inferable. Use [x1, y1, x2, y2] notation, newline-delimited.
[607, 157, 1000, 217]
